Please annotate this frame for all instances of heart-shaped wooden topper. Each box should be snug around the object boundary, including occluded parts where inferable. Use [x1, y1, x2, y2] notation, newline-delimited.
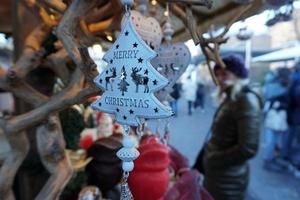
[131, 10, 162, 51]
[151, 43, 191, 93]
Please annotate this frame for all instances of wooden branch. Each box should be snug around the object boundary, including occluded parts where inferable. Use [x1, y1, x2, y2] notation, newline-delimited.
[0, 131, 30, 200]
[84, 1, 113, 24]
[88, 17, 114, 33]
[6, 84, 100, 134]
[56, 0, 100, 82]
[2, 78, 48, 107]
[9, 24, 51, 79]
[186, 5, 200, 44]
[39, 7, 59, 26]
[40, 0, 67, 14]
[45, 49, 71, 85]
[35, 115, 73, 200]
[166, 0, 213, 9]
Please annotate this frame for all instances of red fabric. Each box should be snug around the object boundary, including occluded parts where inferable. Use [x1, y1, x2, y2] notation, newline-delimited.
[168, 145, 189, 173]
[165, 146, 214, 200]
[164, 170, 214, 200]
[79, 135, 94, 150]
[88, 96, 98, 102]
[128, 136, 170, 200]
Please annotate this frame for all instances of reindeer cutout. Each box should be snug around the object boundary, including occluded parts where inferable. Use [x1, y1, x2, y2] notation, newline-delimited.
[105, 67, 116, 91]
[158, 63, 177, 76]
[170, 63, 179, 75]
[131, 67, 149, 93]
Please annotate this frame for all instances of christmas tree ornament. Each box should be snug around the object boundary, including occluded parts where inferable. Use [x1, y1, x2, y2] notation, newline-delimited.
[92, 1, 172, 199]
[92, 12, 172, 126]
[151, 18, 191, 102]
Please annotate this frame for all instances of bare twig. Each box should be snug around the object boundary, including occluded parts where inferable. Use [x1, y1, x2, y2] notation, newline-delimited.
[56, 0, 100, 82]
[35, 115, 73, 200]
[166, 0, 213, 9]
[40, 0, 67, 14]
[9, 24, 52, 79]
[0, 131, 29, 200]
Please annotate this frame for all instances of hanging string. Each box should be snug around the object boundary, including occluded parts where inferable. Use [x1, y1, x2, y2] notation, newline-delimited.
[164, 3, 170, 17]
[162, 119, 170, 144]
[136, 118, 145, 139]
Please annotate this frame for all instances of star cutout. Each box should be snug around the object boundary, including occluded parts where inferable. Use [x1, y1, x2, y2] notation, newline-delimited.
[123, 115, 127, 120]
[133, 42, 138, 48]
[144, 69, 148, 75]
[125, 31, 129, 36]
[116, 108, 120, 112]
[106, 70, 109, 74]
[154, 108, 159, 113]
[116, 44, 119, 49]
[153, 79, 158, 85]
[129, 109, 134, 114]
[99, 103, 102, 106]
[99, 79, 103, 84]
[138, 58, 143, 63]
[110, 59, 113, 64]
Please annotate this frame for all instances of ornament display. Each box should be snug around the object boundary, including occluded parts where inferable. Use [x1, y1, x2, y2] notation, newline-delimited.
[92, 1, 172, 199]
[130, 10, 163, 51]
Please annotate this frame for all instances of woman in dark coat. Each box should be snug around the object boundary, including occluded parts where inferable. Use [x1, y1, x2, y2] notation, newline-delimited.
[203, 54, 262, 200]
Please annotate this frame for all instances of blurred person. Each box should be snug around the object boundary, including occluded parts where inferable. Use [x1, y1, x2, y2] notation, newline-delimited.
[202, 54, 262, 200]
[263, 69, 287, 101]
[182, 75, 197, 115]
[194, 82, 206, 113]
[283, 62, 300, 161]
[170, 82, 181, 116]
[263, 98, 289, 172]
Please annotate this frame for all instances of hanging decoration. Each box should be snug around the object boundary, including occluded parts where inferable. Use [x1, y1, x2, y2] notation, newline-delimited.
[151, 16, 191, 102]
[92, 0, 172, 199]
[150, 4, 190, 144]
[130, 3, 163, 51]
[236, 23, 253, 41]
[92, 16, 172, 126]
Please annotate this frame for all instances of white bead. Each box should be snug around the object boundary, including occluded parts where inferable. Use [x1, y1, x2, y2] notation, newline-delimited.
[121, 0, 134, 6]
[123, 137, 135, 148]
[122, 161, 134, 172]
[137, 4, 147, 13]
[117, 147, 140, 162]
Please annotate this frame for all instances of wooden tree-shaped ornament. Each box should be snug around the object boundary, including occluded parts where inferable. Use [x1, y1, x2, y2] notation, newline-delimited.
[92, 16, 173, 127]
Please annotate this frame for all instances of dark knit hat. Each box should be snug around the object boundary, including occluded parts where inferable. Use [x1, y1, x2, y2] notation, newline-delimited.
[214, 54, 248, 79]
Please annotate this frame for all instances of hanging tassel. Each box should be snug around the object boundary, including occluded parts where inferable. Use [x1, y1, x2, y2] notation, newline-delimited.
[120, 173, 134, 200]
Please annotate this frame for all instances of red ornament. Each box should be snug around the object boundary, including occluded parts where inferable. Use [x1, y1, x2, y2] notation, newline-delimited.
[79, 135, 94, 150]
[128, 136, 170, 200]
